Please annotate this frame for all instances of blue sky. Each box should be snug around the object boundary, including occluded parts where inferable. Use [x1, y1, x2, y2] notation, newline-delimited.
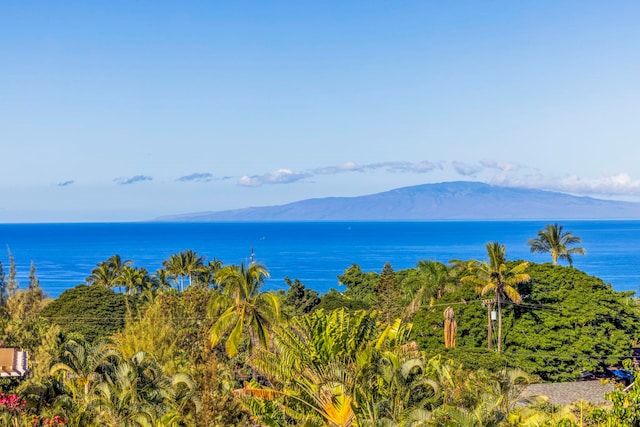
[2, 1, 640, 222]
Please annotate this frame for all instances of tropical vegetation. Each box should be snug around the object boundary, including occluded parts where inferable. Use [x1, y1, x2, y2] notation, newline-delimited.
[0, 223, 639, 426]
[460, 242, 530, 352]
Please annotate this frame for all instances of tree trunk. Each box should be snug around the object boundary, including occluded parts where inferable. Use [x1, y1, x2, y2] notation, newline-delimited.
[497, 292, 502, 353]
[487, 302, 493, 350]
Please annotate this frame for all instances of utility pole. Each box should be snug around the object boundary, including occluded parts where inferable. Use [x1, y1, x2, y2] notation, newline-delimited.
[482, 298, 496, 350]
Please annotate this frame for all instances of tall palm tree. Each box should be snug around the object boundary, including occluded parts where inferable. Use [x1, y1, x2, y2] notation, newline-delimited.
[86, 255, 132, 291]
[183, 249, 206, 287]
[528, 223, 586, 265]
[163, 250, 206, 291]
[153, 268, 174, 290]
[208, 263, 280, 357]
[117, 266, 154, 295]
[462, 242, 530, 352]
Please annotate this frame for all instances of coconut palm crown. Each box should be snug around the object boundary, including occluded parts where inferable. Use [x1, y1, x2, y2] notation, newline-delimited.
[461, 242, 530, 352]
[527, 223, 585, 265]
[208, 262, 280, 357]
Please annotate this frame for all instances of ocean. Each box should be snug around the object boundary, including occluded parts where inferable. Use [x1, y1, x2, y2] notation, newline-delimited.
[0, 221, 639, 298]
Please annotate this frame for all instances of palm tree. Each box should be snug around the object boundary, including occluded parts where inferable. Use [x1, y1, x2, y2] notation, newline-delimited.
[357, 345, 436, 425]
[439, 367, 543, 427]
[50, 339, 118, 404]
[117, 266, 154, 295]
[117, 265, 138, 296]
[86, 255, 132, 291]
[153, 268, 174, 290]
[462, 242, 530, 352]
[418, 260, 453, 299]
[528, 223, 586, 265]
[182, 249, 206, 287]
[91, 351, 200, 426]
[200, 258, 223, 289]
[163, 250, 206, 291]
[480, 368, 540, 421]
[208, 263, 280, 357]
[405, 261, 457, 317]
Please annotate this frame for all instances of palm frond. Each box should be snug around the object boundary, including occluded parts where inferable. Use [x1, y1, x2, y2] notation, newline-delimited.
[209, 307, 238, 348]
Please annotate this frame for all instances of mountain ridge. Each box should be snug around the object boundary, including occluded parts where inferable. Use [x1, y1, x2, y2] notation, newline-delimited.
[155, 181, 640, 221]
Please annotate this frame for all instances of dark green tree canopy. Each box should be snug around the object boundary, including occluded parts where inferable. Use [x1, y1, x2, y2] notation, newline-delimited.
[280, 277, 320, 317]
[40, 285, 129, 342]
[375, 262, 403, 323]
[337, 264, 378, 307]
[413, 262, 639, 381]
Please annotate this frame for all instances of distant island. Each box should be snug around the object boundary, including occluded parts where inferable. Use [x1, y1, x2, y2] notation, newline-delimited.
[155, 181, 640, 221]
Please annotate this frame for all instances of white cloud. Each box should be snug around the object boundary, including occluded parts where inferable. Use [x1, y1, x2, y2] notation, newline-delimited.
[546, 173, 640, 196]
[480, 160, 520, 172]
[412, 161, 441, 173]
[231, 159, 640, 200]
[370, 161, 439, 173]
[481, 167, 640, 198]
[313, 162, 366, 175]
[479, 160, 523, 185]
[240, 160, 440, 187]
[450, 160, 521, 180]
[238, 169, 310, 187]
[314, 160, 439, 175]
[451, 161, 483, 176]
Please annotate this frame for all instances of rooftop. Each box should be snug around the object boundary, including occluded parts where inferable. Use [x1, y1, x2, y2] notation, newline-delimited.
[0, 348, 28, 378]
[521, 380, 615, 406]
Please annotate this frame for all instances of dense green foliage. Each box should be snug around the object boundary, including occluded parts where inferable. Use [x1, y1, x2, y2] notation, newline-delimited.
[375, 262, 403, 323]
[338, 264, 378, 307]
[412, 262, 640, 381]
[511, 263, 638, 380]
[279, 277, 320, 317]
[40, 285, 129, 342]
[2, 226, 640, 426]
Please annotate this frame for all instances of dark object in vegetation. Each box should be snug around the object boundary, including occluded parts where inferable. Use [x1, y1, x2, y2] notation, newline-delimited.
[579, 365, 634, 387]
[444, 306, 456, 348]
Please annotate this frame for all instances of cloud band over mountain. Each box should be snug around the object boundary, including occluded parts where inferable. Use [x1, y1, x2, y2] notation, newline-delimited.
[169, 159, 640, 200]
[237, 161, 441, 187]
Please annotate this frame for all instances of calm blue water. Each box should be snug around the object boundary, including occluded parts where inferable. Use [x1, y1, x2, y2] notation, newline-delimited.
[0, 221, 638, 298]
